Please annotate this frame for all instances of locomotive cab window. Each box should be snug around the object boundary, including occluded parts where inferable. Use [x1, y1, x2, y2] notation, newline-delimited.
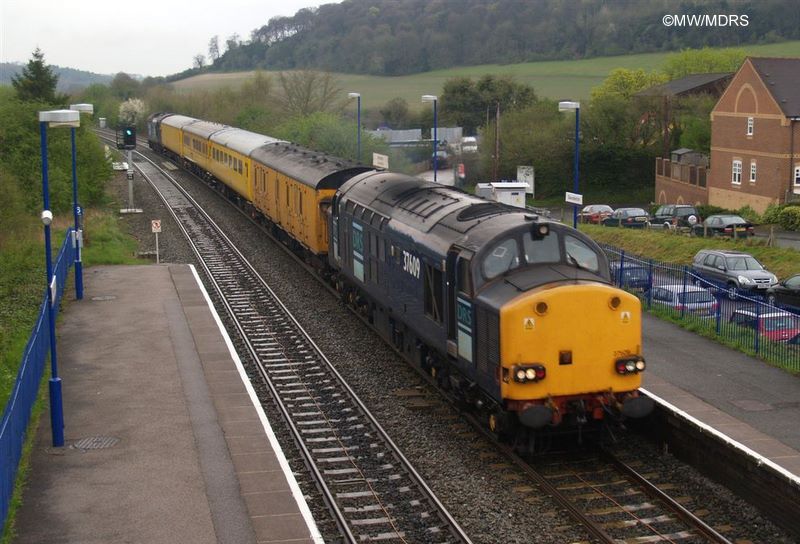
[564, 235, 599, 272]
[523, 231, 560, 265]
[482, 238, 520, 280]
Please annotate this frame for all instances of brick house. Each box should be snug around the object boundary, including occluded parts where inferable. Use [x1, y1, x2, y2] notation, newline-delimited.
[649, 73, 732, 206]
[707, 57, 800, 214]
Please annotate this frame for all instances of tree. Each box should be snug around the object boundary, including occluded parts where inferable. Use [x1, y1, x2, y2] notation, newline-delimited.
[208, 35, 220, 62]
[11, 48, 64, 104]
[590, 68, 667, 102]
[662, 48, 746, 80]
[226, 33, 241, 53]
[119, 98, 146, 126]
[276, 71, 343, 117]
[110, 72, 141, 100]
[379, 98, 411, 128]
[440, 75, 536, 134]
[193, 54, 206, 69]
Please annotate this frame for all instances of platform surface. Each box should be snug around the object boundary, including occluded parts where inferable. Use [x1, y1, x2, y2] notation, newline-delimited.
[642, 313, 800, 479]
[13, 264, 320, 544]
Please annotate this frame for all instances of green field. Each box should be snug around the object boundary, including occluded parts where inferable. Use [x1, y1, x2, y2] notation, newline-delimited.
[173, 41, 800, 110]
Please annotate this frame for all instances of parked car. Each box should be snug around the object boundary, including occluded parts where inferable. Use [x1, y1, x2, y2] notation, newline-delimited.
[691, 214, 755, 237]
[602, 208, 650, 228]
[579, 204, 614, 224]
[653, 204, 700, 229]
[691, 249, 778, 299]
[431, 150, 449, 170]
[766, 274, 800, 310]
[729, 307, 800, 342]
[609, 262, 650, 290]
[461, 136, 478, 153]
[651, 284, 718, 317]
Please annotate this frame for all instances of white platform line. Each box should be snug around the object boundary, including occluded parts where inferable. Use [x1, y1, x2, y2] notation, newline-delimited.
[641, 387, 800, 485]
[189, 265, 324, 543]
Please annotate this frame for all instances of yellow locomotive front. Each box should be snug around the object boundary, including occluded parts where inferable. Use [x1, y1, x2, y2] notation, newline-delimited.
[467, 221, 652, 430]
[500, 282, 650, 428]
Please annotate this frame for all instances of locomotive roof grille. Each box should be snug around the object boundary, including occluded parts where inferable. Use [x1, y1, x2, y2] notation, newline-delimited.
[457, 202, 507, 221]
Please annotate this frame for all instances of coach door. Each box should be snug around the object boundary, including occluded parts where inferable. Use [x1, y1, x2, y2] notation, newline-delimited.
[446, 247, 474, 367]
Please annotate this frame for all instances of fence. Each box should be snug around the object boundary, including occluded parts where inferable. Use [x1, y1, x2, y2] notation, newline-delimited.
[0, 228, 75, 528]
[602, 244, 800, 373]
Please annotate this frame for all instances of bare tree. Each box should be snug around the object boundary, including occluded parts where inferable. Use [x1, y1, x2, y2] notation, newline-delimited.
[208, 35, 220, 61]
[193, 54, 206, 69]
[277, 70, 343, 116]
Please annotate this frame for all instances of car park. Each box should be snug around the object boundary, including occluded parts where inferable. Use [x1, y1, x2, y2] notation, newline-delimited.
[609, 262, 650, 290]
[651, 284, 717, 317]
[579, 204, 614, 224]
[691, 249, 777, 299]
[653, 204, 700, 230]
[602, 208, 650, 228]
[729, 307, 800, 342]
[765, 274, 800, 310]
[691, 214, 754, 237]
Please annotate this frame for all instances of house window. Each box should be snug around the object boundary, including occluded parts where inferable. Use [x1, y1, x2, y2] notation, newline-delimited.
[732, 160, 742, 185]
[794, 165, 800, 186]
[750, 161, 757, 183]
[747, 117, 754, 136]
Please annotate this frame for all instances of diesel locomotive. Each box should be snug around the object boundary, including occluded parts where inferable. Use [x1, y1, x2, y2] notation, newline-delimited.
[147, 112, 653, 439]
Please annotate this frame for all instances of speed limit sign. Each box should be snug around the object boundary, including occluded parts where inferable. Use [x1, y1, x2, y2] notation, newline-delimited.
[151, 219, 161, 233]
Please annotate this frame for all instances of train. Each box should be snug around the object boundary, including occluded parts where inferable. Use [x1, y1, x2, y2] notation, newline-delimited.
[147, 112, 653, 442]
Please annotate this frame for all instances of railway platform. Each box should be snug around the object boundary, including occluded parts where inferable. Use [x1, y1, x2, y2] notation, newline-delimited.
[13, 264, 321, 544]
[642, 313, 800, 479]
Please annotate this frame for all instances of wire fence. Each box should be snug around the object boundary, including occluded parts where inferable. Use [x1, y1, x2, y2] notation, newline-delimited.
[601, 243, 800, 373]
[0, 229, 75, 529]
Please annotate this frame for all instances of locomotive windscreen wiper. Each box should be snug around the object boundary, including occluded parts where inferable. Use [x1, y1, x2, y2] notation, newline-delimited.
[566, 252, 591, 272]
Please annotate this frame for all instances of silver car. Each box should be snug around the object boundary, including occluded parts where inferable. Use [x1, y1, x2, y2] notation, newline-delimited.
[651, 284, 718, 317]
[691, 249, 777, 299]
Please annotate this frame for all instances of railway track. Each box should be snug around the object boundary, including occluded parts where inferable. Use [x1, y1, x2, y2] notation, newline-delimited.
[100, 136, 472, 543]
[101, 133, 768, 543]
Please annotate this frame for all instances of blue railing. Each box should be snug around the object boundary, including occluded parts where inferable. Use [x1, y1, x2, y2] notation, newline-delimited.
[602, 243, 800, 372]
[0, 228, 75, 528]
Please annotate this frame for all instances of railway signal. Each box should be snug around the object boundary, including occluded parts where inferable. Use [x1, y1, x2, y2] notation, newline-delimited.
[116, 126, 137, 150]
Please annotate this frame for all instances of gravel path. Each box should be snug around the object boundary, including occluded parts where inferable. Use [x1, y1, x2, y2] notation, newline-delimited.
[108, 152, 793, 544]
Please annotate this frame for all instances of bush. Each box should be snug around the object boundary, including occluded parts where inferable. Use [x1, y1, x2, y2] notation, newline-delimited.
[697, 204, 726, 219]
[762, 203, 786, 225]
[735, 205, 761, 224]
[777, 206, 800, 231]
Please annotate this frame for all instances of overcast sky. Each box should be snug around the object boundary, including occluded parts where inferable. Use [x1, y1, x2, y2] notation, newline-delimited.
[1, 0, 326, 77]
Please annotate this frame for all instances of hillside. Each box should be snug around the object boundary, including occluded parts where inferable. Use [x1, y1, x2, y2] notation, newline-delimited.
[0, 62, 113, 92]
[173, 40, 800, 108]
[208, 0, 800, 76]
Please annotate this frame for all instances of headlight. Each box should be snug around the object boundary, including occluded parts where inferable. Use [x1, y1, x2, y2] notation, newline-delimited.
[513, 364, 546, 383]
[625, 360, 636, 372]
[738, 275, 752, 285]
[770, 275, 778, 284]
[635, 360, 646, 371]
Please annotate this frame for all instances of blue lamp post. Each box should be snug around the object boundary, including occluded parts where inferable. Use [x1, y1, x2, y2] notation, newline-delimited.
[68, 103, 94, 300]
[422, 95, 438, 183]
[347, 92, 361, 163]
[38, 109, 80, 447]
[559, 100, 581, 228]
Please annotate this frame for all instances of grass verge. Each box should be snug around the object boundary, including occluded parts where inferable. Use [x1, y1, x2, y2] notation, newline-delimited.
[0, 206, 141, 541]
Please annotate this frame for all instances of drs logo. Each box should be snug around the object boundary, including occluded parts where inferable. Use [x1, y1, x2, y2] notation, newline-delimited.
[402, 250, 420, 279]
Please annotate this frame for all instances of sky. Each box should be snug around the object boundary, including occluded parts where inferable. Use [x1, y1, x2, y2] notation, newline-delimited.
[1, 0, 326, 77]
